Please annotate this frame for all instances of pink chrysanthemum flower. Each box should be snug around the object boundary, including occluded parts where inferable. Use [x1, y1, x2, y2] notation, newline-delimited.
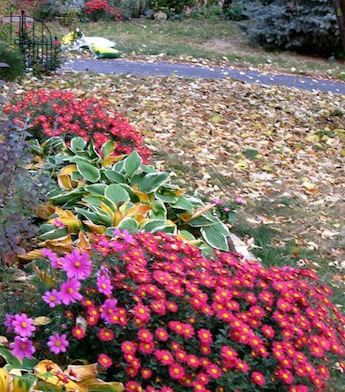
[4, 314, 15, 333]
[10, 336, 35, 360]
[59, 279, 83, 305]
[114, 228, 133, 243]
[41, 248, 62, 269]
[100, 298, 118, 323]
[98, 353, 113, 369]
[42, 289, 61, 308]
[97, 274, 113, 296]
[12, 314, 36, 338]
[62, 250, 92, 280]
[48, 333, 69, 354]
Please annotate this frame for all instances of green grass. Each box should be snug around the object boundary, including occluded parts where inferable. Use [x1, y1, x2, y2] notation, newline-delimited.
[54, 19, 345, 79]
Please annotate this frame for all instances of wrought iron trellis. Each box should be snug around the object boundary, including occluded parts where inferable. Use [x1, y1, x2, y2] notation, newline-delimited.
[0, 9, 60, 72]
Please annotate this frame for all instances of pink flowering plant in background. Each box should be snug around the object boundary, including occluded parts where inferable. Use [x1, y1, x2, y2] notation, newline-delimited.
[2, 230, 345, 392]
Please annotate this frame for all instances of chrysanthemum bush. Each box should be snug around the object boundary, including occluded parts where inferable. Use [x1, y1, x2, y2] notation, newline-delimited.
[3, 231, 345, 392]
[84, 0, 123, 21]
[4, 89, 150, 161]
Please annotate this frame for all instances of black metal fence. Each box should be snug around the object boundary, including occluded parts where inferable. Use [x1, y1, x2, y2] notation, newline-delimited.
[0, 10, 60, 73]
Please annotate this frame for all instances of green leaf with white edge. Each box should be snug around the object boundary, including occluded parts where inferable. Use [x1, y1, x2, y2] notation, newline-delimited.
[70, 137, 87, 152]
[117, 183, 139, 202]
[105, 184, 130, 205]
[133, 172, 170, 193]
[124, 151, 142, 177]
[87, 138, 101, 159]
[84, 184, 106, 195]
[77, 207, 112, 226]
[42, 137, 65, 153]
[178, 230, 197, 241]
[38, 223, 55, 235]
[201, 225, 229, 252]
[12, 373, 37, 390]
[155, 191, 178, 204]
[104, 170, 126, 184]
[38, 227, 68, 241]
[83, 195, 116, 212]
[49, 189, 85, 205]
[117, 218, 139, 233]
[149, 201, 167, 219]
[101, 140, 115, 157]
[119, 201, 134, 213]
[113, 160, 125, 173]
[76, 160, 101, 183]
[141, 164, 156, 173]
[142, 219, 175, 233]
[170, 196, 194, 211]
[188, 215, 217, 227]
[0, 346, 22, 368]
[212, 220, 231, 236]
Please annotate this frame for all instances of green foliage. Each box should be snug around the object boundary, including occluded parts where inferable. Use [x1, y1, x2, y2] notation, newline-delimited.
[147, 0, 195, 13]
[224, 4, 245, 21]
[0, 43, 24, 81]
[0, 121, 48, 265]
[189, 5, 224, 20]
[240, 0, 341, 54]
[37, 137, 231, 252]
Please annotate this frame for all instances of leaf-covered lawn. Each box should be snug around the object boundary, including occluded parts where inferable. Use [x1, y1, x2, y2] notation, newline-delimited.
[53, 19, 345, 80]
[3, 73, 345, 289]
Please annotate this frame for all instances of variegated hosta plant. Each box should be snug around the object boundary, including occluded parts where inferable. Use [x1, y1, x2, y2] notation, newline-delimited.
[32, 137, 231, 254]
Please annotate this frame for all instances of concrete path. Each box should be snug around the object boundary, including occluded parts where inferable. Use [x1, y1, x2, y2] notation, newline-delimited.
[62, 58, 345, 95]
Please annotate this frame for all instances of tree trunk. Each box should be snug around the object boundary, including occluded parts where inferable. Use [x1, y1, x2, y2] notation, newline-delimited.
[333, 0, 345, 51]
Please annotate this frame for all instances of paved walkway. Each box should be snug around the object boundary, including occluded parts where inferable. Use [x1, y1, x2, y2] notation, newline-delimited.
[62, 58, 345, 95]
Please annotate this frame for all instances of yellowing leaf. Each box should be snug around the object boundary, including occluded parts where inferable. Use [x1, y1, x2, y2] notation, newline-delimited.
[64, 364, 98, 382]
[34, 360, 84, 392]
[36, 203, 56, 220]
[83, 221, 106, 234]
[33, 317, 51, 326]
[113, 210, 123, 226]
[50, 208, 81, 234]
[102, 154, 125, 167]
[76, 232, 91, 252]
[134, 190, 152, 203]
[58, 174, 74, 191]
[39, 234, 74, 253]
[18, 249, 43, 261]
[99, 202, 114, 218]
[60, 164, 77, 176]
[79, 378, 124, 392]
[0, 368, 9, 392]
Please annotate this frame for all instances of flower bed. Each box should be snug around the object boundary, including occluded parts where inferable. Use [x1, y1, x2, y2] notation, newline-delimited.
[4, 89, 150, 162]
[3, 232, 345, 391]
[1, 88, 345, 392]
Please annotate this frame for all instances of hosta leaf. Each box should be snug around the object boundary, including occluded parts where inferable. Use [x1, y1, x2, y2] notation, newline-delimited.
[149, 201, 167, 219]
[65, 363, 98, 382]
[57, 174, 74, 191]
[38, 227, 68, 241]
[124, 151, 142, 177]
[79, 379, 124, 392]
[76, 160, 100, 183]
[74, 208, 109, 226]
[12, 374, 37, 391]
[142, 219, 175, 233]
[133, 172, 170, 193]
[117, 218, 139, 233]
[170, 196, 194, 211]
[83, 220, 107, 234]
[84, 184, 106, 195]
[201, 225, 229, 252]
[70, 137, 87, 152]
[101, 140, 115, 158]
[49, 190, 85, 205]
[103, 170, 125, 184]
[33, 317, 51, 326]
[0, 368, 9, 391]
[105, 184, 130, 205]
[0, 347, 21, 368]
[188, 215, 216, 227]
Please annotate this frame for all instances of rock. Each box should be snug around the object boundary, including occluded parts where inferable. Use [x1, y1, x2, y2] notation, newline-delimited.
[154, 11, 167, 20]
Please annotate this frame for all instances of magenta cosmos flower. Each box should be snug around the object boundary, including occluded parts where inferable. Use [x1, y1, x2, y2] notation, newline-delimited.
[48, 333, 69, 355]
[42, 289, 62, 308]
[12, 313, 36, 338]
[62, 250, 92, 280]
[97, 274, 113, 296]
[10, 336, 35, 360]
[59, 279, 83, 305]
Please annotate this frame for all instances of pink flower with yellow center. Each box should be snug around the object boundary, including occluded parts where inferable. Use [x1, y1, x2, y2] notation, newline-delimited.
[62, 250, 92, 280]
[59, 279, 83, 305]
[48, 333, 69, 355]
[10, 336, 35, 360]
[12, 314, 36, 338]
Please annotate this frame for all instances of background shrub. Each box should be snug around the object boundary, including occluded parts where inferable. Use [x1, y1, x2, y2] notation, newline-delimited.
[0, 43, 24, 81]
[239, 0, 341, 54]
[83, 0, 123, 21]
[147, 0, 195, 14]
[3, 232, 345, 391]
[0, 121, 48, 264]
